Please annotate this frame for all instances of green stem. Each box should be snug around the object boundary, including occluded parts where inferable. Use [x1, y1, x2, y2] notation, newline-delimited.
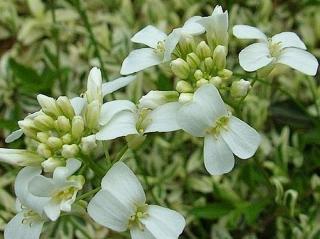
[307, 76, 320, 118]
[69, 217, 91, 239]
[76, 186, 101, 201]
[81, 154, 105, 177]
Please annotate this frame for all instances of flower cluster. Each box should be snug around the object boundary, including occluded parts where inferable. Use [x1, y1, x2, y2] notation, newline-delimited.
[1, 4, 318, 239]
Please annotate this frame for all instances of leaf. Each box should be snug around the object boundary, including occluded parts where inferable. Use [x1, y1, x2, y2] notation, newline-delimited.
[190, 202, 234, 219]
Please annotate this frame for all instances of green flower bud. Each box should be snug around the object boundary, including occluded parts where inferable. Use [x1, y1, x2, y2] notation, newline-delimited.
[230, 79, 251, 98]
[41, 157, 64, 173]
[178, 93, 194, 103]
[80, 135, 97, 155]
[18, 119, 37, 139]
[212, 45, 227, 70]
[85, 100, 100, 130]
[56, 116, 71, 133]
[33, 114, 54, 131]
[196, 41, 212, 59]
[37, 132, 49, 143]
[47, 136, 63, 149]
[0, 148, 44, 166]
[209, 76, 222, 87]
[194, 69, 203, 80]
[179, 36, 195, 55]
[62, 133, 72, 144]
[171, 58, 190, 79]
[219, 69, 233, 79]
[72, 116, 85, 140]
[37, 143, 52, 158]
[62, 144, 79, 158]
[139, 91, 179, 109]
[196, 79, 209, 88]
[204, 57, 214, 73]
[56, 96, 75, 119]
[37, 94, 61, 118]
[176, 80, 193, 93]
[186, 52, 201, 69]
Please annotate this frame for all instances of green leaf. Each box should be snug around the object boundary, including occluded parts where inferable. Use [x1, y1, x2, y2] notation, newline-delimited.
[190, 202, 234, 219]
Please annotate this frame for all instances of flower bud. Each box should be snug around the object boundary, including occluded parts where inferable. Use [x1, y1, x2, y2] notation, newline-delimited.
[196, 41, 212, 59]
[179, 36, 195, 55]
[72, 116, 85, 140]
[196, 79, 209, 88]
[33, 114, 54, 131]
[37, 143, 52, 158]
[176, 81, 193, 93]
[204, 57, 214, 73]
[212, 45, 227, 70]
[219, 69, 233, 79]
[139, 91, 179, 109]
[41, 157, 64, 173]
[56, 96, 75, 119]
[55, 116, 71, 133]
[18, 119, 37, 139]
[209, 76, 222, 87]
[186, 53, 201, 69]
[85, 100, 100, 130]
[171, 58, 190, 79]
[62, 134, 72, 144]
[37, 132, 49, 143]
[230, 79, 251, 98]
[37, 94, 61, 118]
[62, 144, 79, 158]
[80, 135, 97, 154]
[86, 67, 102, 104]
[178, 93, 194, 103]
[194, 69, 203, 80]
[47, 136, 63, 149]
[0, 148, 44, 166]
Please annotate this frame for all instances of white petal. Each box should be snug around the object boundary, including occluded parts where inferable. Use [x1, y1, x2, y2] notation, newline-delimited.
[212, 5, 224, 14]
[203, 135, 234, 175]
[131, 25, 167, 48]
[15, 167, 49, 215]
[239, 43, 273, 71]
[100, 100, 137, 125]
[271, 32, 306, 50]
[232, 25, 267, 41]
[181, 16, 205, 35]
[5, 129, 24, 143]
[53, 158, 81, 183]
[131, 227, 156, 239]
[0, 148, 43, 166]
[28, 175, 56, 197]
[141, 205, 185, 239]
[4, 212, 44, 239]
[221, 116, 261, 159]
[87, 190, 132, 232]
[120, 48, 163, 75]
[102, 75, 137, 96]
[70, 97, 86, 115]
[144, 102, 181, 133]
[193, 84, 227, 119]
[44, 201, 61, 221]
[163, 29, 182, 61]
[277, 48, 319, 76]
[96, 111, 138, 140]
[101, 162, 146, 206]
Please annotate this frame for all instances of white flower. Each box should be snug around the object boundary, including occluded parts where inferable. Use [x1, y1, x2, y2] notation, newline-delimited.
[197, 5, 229, 47]
[28, 159, 84, 221]
[120, 18, 205, 75]
[5, 167, 49, 239]
[95, 100, 181, 141]
[88, 162, 185, 239]
[233, 25, 319, 76]
[177, 84, 261, 175]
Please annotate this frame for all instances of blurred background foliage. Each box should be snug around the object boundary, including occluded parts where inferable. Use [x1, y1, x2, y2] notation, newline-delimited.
[0, 0, 320, 238]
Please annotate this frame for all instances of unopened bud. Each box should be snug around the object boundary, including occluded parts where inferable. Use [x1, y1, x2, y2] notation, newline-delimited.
[179, 93, 194, 103]
[196, 79, 209, 88]
[72, 116, 84, 140]
[230, 79, 251, 98]
[81, 135, 97, 154]
[219, 69, 233, 79]
[209, 76, 222, 87]
[176, 81, 193, 93]
[37, 132, 49, 143]
[33, 114, 54, 131]
[37, 143, 52, 158]
[62, 134, 72, 144]
[194, 70, 203, 80]
[186, 52, 201, 69]
[41, 157, 64, 173]
[171, 58, 190, 79]
[139, 91, 179, 109]
[18, 119, 37, 139]
[62, 144, 79, 158]
[204, 57, 214, 73]
[37, 94, 61, 117]
[56, 96, 75, 119]
[196, 41, 212, 59]
[212, 45, 227, 70]
[55, 116, 71, 133]
[85, 100, 100, 130]
[179, 36, 195, 55]
[86, 67, 103, 104]
[47, 136, 63, 149]
[0, 148, 44, 166]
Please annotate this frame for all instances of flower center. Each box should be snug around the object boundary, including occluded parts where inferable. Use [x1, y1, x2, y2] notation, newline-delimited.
[154, 41, 165, 57]
[128, 204, 149, 230]
[22, 209, 43, 226]
[206, 115, 230, 136]
[268, 39, 282, 58]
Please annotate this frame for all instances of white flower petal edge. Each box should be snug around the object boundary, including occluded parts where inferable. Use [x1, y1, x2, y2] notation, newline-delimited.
[102, 75, 137, 96]
[100, 100, 136, 125]
[271, 32, 306, 49]
[88, 162, 186, 239]
[131, 25, 167, 48]
[232, 25, 267, 41]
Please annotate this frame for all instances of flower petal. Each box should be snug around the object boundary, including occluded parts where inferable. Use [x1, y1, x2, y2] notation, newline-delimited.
[28, 175, 56, 198]
[96, 111, 138, 140]
[144, 102, 181, 133]
[0, 148, 43, 166]
[4, 212, 44, 239]
[203, 135, 234, 175]
[181, 16, 205, 35]
[53, 158, 81, 184]
[120, 48, 163, 75]
[102, 75, 137, 96]
[163, 29, 182, 61]
[232, 25, 267, 41]
[239, 43, 273, 71]
[221, 116, 261, 159]
[5, 129, 24, 143]
[70, 97, 86, 115]
[131, 25, 167, 48]
[44, 201, 61, 221]
[277, 48, 318, 76]
[271, 32, 306, 50]
[141, 205, 185, 239]
[100, 100, 137, 125]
